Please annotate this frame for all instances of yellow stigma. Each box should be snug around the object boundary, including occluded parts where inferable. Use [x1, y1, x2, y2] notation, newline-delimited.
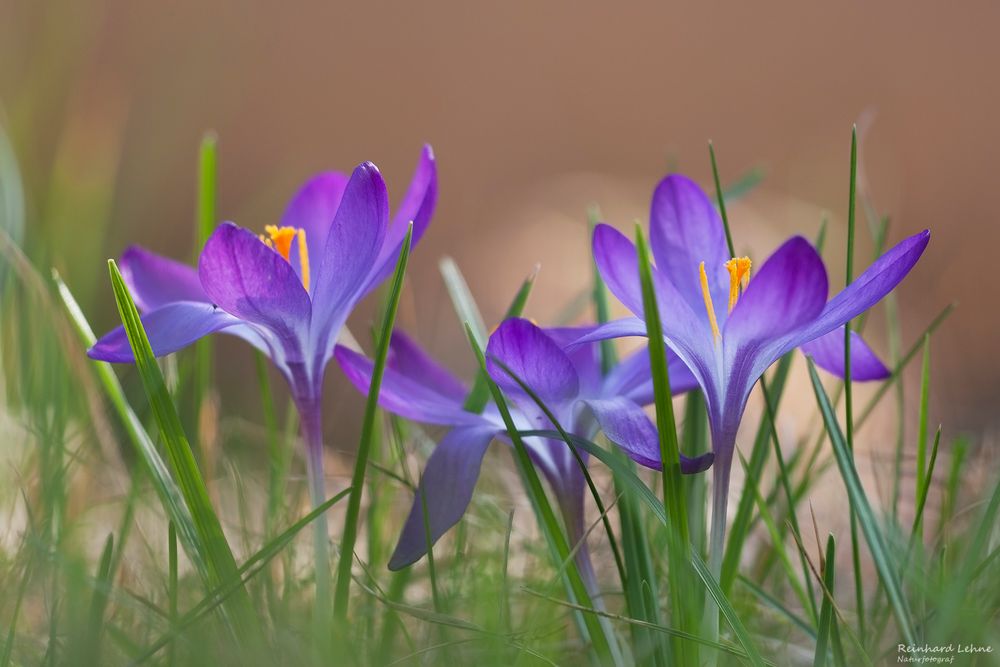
[724, 256, 752, 312]
[699, 261, 721, 342]
[262, 225, 310, 291]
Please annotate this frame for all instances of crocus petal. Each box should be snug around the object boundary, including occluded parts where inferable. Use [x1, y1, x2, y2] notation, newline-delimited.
[591, 224, 716, 378]
[779, 230, 931, 354]
[198, 223, 311, 348]
[581, 397, 714, 473]
[334, 345, 480, 426]
[486, 318, 579, 403]
[543, 325, 603, 397]
[649, 174, 730, 321]
[800, 326, 891, 381]
[88, 301, 243, 363]
[365, 145, 437, 294]
[387, 330, 468, 403]
[120, 246, 207, 311]
[602, 344, 700, 406]
[280, 171, 349, 282]
[388, 425, 498, 570]
[724, 236, 828, 346]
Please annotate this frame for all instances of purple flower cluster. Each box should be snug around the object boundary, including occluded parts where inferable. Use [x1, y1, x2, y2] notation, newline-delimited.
[87, 146, 928, 587]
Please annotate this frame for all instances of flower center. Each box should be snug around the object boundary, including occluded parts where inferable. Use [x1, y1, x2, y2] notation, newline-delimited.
[260, 225, 310, 291]
[698, 256, 752, 342]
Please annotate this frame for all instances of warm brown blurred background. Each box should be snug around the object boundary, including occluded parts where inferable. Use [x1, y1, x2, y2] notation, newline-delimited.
[2, 0, 997, 448]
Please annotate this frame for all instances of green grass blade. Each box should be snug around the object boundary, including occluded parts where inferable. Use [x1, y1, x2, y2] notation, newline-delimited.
[53, 271, 209, 580]
[468, 328, 622, 666]
[193, 132, 218, 463]
[915, 334, 931, 540]
[806, 358, 916, 645]
[635, 223, 695, 665]
[689, 552, 767, 667]
[106, 259, 260, 645]
[813, 535, 836, 667]
[440, 256, 488, 347]
[334, 225, 413, 621]
[462, 265, 537, 413]
[79, 533, 115, 666]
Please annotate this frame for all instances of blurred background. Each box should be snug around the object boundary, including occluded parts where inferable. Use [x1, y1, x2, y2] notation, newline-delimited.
[1, 0, 997, 453]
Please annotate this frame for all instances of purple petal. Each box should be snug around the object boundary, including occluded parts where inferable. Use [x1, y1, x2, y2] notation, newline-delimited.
[120, 246, 207, 311]
[544, 325, 603, 396]
[800, 326, 890, 381]
[88, 301, 243, 363]
[334, 345, 480, 426]
[198, 223, 311, 347]
[364, 145, 437, 294]
[486, 318, 579, 403]
[388, 425, 498, 570]
[649, 174, 731, 319]
[593, 223, 645, 316]
[781, 230, 931, 352]
[310, 162, 389, 342]
[280, 171, 349, 282]
[387, 330, 468, 403]
[724, 236, 828, 347]
[602, 344, 700, 406]
[581, 397, 714, 473]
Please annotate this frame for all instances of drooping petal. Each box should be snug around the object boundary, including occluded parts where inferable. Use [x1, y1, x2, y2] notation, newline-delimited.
[486, 318, 579, 403]
[387, 330, 468, 403]
[198, 223, 311, 349]
[280, 171, 349, 281]
[88, 301, 244, 363]
[120, 246, 207, 311]
[334, 345, 480, 426]
[649, 174, 730, 320]
[800, 326, 891, 381]
[364, 145, 437, 294]
[779, 230, 931, 353]
[602, 344, 700, 406]
[309, 162, 389, 344]
[592, 223, 645, 316]
[388, 425, 498, 570]
[723, 236, 828, 347]
[580, 397, 714, 473]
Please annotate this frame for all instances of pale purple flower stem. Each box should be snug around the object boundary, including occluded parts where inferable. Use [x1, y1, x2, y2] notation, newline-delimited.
[296, 391, 331, 612]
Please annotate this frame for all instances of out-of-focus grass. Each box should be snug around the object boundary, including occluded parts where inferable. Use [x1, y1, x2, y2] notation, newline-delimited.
[0, 132, 996, 667]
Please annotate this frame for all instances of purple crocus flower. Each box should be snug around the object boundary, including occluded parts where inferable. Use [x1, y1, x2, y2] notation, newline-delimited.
[580, 173, 929, 574]
[88, 146, 437, 525]
[334, 318, 713, 594]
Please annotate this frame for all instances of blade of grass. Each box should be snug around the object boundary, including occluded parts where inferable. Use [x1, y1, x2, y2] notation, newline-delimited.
[79, 533, 115, 667]
[107, 259, 261, 647]
[53, 272, 209, 580]
[192, 132, 218, 464]
[915, 334, 931, 541]
[635, 223, 696, 666]
[806, 358, 916, 645]
[334, 225, 413, 621]
[460, 264, 537, 413]
[813, 535, 836, 667]
[467, 327, 622, 666]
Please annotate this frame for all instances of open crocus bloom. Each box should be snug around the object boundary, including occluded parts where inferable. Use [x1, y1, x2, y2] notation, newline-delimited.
[580, 173, 929, 571]
[88, 146, 437, 509]
[335, 318, 713, 580]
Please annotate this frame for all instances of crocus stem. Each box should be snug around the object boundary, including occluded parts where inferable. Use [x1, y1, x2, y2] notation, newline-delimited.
[706, 449, 733, 658]
[298, 398, 331, 624]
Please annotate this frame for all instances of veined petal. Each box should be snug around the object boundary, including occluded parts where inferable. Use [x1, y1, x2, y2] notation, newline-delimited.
[387, 330, 468, 403]
[88, 301, 243, 363]
[388, 425, 498, 570]
[334, 345, 480, 426]
[800, 326, 891, 381]
[724, 236, 828, 346]
[280, 171, 349, 281]
[593, 223, 645, 316]
[581, 397, 715, 473]
[780, 230, 930, 353]
[365, 145, 437, 294]
[603, 344, 700, 406]
[486, 318, 579, 403]
[649, 174, 730, 320]
[543, 325, 603, 397]
[198, 223, 311, 348]
[120, 246, 207, 311]
[310, 162, 389, 345]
